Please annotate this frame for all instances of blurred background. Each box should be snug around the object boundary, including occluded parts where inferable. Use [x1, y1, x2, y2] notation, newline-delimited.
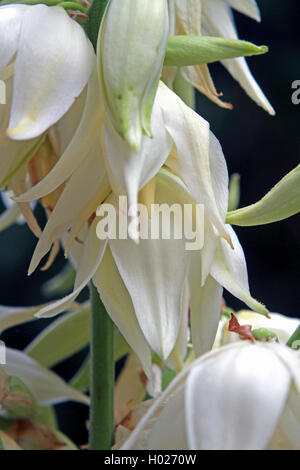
[0, 0, 299, 445]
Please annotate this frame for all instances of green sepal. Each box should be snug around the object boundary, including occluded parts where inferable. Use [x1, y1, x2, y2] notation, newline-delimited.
[25, 306, 90, 368]
[165, 35, 268, 67]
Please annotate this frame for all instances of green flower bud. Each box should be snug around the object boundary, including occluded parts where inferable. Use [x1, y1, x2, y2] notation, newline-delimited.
[98, 0, 169, 151]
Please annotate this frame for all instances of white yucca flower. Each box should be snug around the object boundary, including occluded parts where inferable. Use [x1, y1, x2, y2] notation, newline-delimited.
[121, 342, 300, 450]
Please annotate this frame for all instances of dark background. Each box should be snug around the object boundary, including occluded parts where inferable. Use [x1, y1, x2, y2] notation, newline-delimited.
[0, 1, 299, 445]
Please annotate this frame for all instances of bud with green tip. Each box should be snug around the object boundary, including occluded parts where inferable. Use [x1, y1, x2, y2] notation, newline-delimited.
[97, 0, 169, 151]
[164, 36, 268, 67]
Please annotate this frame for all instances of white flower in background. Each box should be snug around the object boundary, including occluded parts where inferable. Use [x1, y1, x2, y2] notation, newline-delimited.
[98, 0, 169, 151]
[169, 0, 274, 113]
[121, 342, 300, 450]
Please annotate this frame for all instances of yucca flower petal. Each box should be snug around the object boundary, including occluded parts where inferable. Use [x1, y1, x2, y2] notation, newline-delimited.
[210, 225, 268, 315]
[158, 82, 231, 245]
[185, 344, 291, 449]
[0, 5, 25, 77]
[189, 268, 223, 356]
[15, 68, 102, 203]
[202, 0, 274, 114]
[34, 217, 107, 319]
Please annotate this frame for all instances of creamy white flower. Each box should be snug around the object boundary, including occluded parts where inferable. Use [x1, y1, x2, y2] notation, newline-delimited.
[0, 4, 94, 140]
[11, 69, 268, 370]
[121, 342, 300, 450]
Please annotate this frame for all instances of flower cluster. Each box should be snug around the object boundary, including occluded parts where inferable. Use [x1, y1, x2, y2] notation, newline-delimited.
[0, 0, 299, 450]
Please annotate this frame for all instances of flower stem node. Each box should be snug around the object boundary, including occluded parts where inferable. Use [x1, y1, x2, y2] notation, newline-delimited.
[97, 0, 169, 151]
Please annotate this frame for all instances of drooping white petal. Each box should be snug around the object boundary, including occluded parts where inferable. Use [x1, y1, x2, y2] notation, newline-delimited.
[8, 5, 95, 140]
[15, 68, 102, 203]
[109, 235, 189, 361]
[148, 384, 189, 450]
[2, 348, 89, 406]
[226, 0, 261, 22]
[34, 217, 107, 319]
[0, 303, 50, 333]
[109, 173, 191, 360]
[210, 225, 268, 315]
[202, 0, 274, 114]
[185, 343, 291, 449]
[103, 95, 172, 233]
[0, 5, 25, 77]
[189, 256, 223, 357]
[158, 82, 232, 245]
[93, 246, 152, 377]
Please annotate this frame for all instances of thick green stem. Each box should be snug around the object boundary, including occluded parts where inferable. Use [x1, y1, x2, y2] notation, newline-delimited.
[89, 282, 114, 450]
[84, 0, 113, 451]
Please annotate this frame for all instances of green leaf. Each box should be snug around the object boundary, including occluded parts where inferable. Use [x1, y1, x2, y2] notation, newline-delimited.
[162, 367, 176, 391]
[227, 164, 300, 226]
[35, 406, 57, 431]
[42, 263, 76, 298]
[0, 437, 4, 450]
[173, 69, 195, 109]
[164, 35, 268, 67]
[228, 173, 241, 212]
[55, 431, 78, 450]
[25, 306, 90, 368]
[70, 330, 130, 394]
[69, 356, 90, 393]
[85, 0, 109, 51]
[286, 325, 300, 350]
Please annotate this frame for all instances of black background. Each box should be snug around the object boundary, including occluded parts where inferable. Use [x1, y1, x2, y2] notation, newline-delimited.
[0, 1, 299, 446]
